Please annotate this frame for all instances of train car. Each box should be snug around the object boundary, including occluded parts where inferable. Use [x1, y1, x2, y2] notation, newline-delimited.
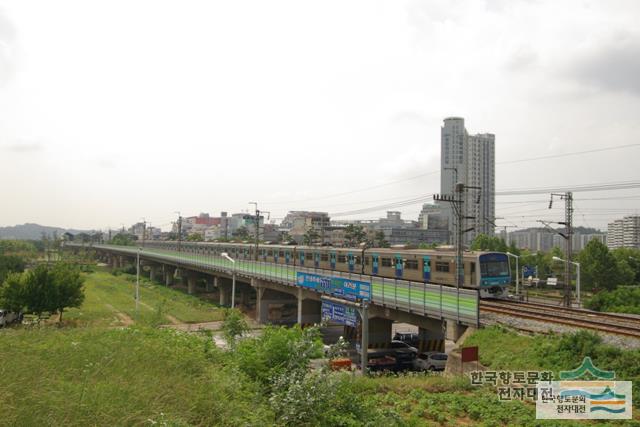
[136, 241, 510, 298]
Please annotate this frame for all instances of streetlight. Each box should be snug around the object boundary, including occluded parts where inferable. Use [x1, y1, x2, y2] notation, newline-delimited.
[552, 256, 581, 306]
[506, 252, 520, 296]
[136, 246, 141, 320]
[221, 252, 236, 308]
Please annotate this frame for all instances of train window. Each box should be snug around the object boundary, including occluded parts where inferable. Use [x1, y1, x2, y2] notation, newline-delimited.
[355, 256, 361, 265]
[365, 257, 370, 265]
[405, 260, 419, 270]
[321, 254, 329, 262]
[306, 252, 313, 259]
[267, 250, 273, 256]
[435, 262, 450, 272]
[279, 251, 284, 257]
[381, 258, 392, 267]
[471, 262, 475, 274]
[337, 255, 346, 263]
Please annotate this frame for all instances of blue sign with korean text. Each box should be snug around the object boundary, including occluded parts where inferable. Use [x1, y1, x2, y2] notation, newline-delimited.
[523, 266, 537, 278]
[321, 300, 358, 327]
[296, 272, 371, 301]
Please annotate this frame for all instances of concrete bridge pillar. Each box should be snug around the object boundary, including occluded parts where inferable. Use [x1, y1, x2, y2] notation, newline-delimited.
[445, 320, 468, 343]
[255, 286, 268, 323]
[219, 283, 231, 306]
[297, 288, 321, 326]
[187, 273, 197, 295]
[418, 326, 445, 353]
[204, 277, 213, 293]
[240, 289, 251, 307]
[164, 266, 175, 286]
[149, 265, 158, 282]
[367, 317, 393, 349]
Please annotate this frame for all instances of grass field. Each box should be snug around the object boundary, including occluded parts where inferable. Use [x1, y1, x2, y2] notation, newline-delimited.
[0, 327, 272, 426]
[62, 269, 224, 327]
[2, 269, 639, 426]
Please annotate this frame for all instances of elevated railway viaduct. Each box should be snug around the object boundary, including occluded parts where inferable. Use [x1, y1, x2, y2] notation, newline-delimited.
[67, 243, 480, 354]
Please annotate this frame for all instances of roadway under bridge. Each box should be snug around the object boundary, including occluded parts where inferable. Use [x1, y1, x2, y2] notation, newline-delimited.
[66, 243, 479, 354]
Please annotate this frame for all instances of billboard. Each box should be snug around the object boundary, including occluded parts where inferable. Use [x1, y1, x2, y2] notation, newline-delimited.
[321, 300, 359, 327]
[296, 272, 371, 301]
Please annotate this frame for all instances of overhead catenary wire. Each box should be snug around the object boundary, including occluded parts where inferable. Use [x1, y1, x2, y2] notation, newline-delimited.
[261, 143, 640, 207]
[329, 180, 640, 217]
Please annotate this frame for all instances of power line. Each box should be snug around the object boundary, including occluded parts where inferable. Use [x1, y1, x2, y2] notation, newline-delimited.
[262, 143, 640, 206]
[498, 143, 640, 166]
[330, 180, 640, 218]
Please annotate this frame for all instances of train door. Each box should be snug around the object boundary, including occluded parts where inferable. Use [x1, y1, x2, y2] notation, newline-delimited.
[330, 252, 336, 270]
[299, 251, 305, 266]
[347, 253, 355, 272]
[314, 253, 320, 268]
[372, 254, 379, 275]
[423, 256, 431, 282]
[395, 255, 403, 278]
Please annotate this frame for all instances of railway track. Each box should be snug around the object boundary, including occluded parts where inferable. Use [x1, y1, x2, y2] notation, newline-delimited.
[480, 300, 640, 339]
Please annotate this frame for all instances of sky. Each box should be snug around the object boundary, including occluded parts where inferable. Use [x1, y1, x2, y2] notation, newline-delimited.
[1, 0, 639, 232]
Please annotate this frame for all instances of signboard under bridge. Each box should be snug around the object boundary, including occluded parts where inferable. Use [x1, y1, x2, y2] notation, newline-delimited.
[296, 272, 371, 301]
[321, 300, 359, 327]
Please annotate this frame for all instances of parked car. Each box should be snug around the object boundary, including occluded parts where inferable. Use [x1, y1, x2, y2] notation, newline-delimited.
[393, 332, 420, 347]
[413, 351, 448, 371]
[0, 310, 22, 327]
[390, 340, 418, 370]
[390, 340, 418, 354]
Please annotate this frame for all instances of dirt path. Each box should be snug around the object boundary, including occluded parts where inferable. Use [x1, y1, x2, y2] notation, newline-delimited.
[104, 303, 134, 326]
[137, 300, 181, 324]
[160, 321, 223, 331]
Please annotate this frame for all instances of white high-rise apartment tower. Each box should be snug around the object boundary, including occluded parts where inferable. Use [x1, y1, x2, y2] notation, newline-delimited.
[439, 117, 495, 244]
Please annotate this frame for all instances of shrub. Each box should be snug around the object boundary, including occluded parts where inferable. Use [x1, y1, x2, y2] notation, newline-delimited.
[221, 308, 249, 347]
[234, 325, 323, 387]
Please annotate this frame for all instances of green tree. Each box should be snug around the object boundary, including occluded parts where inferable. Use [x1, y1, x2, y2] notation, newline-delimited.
[111, 233, 134, 246]
[222, 308, 249, 347]
[577, 239, 621, 291]
[49, 263, 85, 322]
[0, 254, 27, 283]
[373, 231, 389, 248]
[186, 233, 204, 242]
[611, 247, 640, 285]
[233, 226, 250, 240]
[0, 272, 27, 313]
[0, 263, 85, 322]
[470, 234, 507, 252]
[344, 225, 367, 247]
[21, 265, 56, 319]
[302, 229, 319, 246]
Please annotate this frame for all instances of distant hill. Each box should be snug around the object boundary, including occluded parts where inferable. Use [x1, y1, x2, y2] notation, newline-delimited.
[0, 223, 91, 240]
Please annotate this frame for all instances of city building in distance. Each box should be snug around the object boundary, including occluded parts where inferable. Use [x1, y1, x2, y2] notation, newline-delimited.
[607, 215, 640, 249]
[439, 117, 495, 244]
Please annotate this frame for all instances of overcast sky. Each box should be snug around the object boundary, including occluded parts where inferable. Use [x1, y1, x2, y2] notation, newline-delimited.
[1, 0, 639, 231]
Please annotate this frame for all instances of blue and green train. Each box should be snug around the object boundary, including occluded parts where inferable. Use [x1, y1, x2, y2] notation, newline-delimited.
[144, 241, 511, 299]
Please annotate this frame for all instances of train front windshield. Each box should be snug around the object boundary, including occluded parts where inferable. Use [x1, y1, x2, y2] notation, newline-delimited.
[479, 253, 511, 286]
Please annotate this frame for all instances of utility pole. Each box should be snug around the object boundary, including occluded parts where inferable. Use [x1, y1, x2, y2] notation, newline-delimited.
[175, 211, 182, 252]
[548, 192, 574, 307]
[249, 202, 270, 260]
[140, 218, 146, 248]
[434, 182, 481, 321]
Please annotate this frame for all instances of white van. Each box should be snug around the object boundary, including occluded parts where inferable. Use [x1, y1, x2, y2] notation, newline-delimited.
[0, 310, 21, 327]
